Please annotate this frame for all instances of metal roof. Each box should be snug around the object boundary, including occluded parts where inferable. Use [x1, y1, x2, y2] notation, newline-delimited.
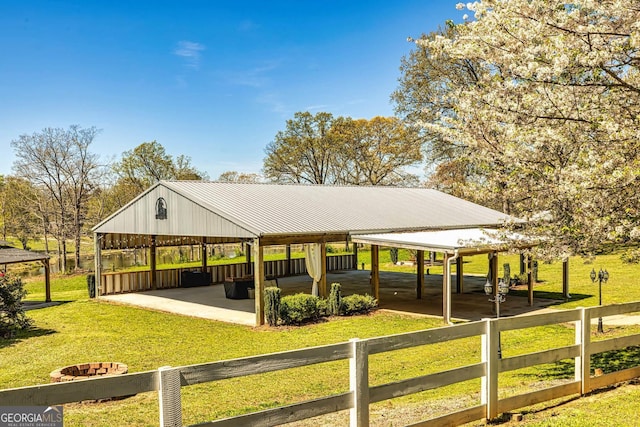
[352, 228, 533, 255]
[93, 181, 522, 247]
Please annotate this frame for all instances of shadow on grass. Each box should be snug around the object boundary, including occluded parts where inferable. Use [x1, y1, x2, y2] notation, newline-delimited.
[516, 359, 576, 381]
[592, 346, 640, 374]
[508, 289, 592, 303]
[506, 346, 640, 384]
[0, 326, 57, 350]
[23, 301, 71, 311]
[487, 395, 582, 425]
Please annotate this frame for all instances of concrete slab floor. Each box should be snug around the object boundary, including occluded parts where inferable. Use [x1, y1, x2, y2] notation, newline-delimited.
[101, 284, 256, 326]
[101, 270, 565, 325]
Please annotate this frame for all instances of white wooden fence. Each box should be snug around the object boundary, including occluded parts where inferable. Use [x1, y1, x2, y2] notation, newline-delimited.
[2, 302, 640, 426]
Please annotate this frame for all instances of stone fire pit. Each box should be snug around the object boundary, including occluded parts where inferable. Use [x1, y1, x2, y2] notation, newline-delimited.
[50, 362, 128, 382]
[50, 362, 130, 402]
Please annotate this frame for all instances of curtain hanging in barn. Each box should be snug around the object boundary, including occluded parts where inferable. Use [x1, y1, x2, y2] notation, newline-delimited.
[304, 243, 322, 296]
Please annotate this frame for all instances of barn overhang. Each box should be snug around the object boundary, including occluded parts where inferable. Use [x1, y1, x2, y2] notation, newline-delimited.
[351, 228, 535, 255]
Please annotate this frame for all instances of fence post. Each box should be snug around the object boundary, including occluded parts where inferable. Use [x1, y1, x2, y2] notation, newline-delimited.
[481, 318, 499, 421]
[158, 366, 182, 427]
[576, 308, 591, 395]
[349, 338, 369, 427]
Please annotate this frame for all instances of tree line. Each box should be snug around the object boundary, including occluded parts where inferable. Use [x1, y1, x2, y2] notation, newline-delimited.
[0, 137, 209, 272]
[263, 113, 422, 186]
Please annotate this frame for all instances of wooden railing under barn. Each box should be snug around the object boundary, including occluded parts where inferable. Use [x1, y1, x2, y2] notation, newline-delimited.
[99, 254, 356, 295]
[2, 302, 640, 426]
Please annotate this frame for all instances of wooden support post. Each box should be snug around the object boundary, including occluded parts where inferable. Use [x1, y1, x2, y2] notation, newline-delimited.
[349, 338, 369, 427]
[456, 256, 464, 293]
[201, 238, 207, 274]
[94, 233, 102, 297]
[482, 318, 499, 421]
[416, 250, 424, 299]
[487, 252, 494, 285]
[519, 253, 526, 275]
[371, 245, 379, 300]
[158, 366, 182, 427]
[443, 253, 451, 324]
[562, 258, 570, 299]
[150, 235, 157, 290]
[491, 252, 498, 298]
[285, 244, 291, 276]
[253, 239, 265, 326]
[44, 259, 51, 302]
[527, 256, 534, 306]
[319, 242, 327, 297]
[353, 242, 358, 270]
[245, 242, 253, 276]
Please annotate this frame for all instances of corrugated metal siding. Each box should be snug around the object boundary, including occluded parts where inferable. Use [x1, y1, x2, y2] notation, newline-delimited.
[94, 185, 257, 239]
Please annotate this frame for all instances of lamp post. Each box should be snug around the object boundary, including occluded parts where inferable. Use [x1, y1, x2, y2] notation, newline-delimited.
[590, 268, 609, 333]
[485, 278, 509, 358]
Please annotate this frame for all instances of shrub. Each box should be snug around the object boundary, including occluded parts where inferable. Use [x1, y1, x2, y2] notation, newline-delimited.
[341, 294, 377, 316]
[264, 287, 281, 326]
[511, 273, 529, 286]
[279, 293, 322, 325]
[0, 273, 32, 339]
[621, 249, 640, 264]
[316, 298, 328, 316]
[87, 274, 96, 298]
[503, 263, 511, 283]
[390, 247, 399, 264]
[328, 283, 342, 316]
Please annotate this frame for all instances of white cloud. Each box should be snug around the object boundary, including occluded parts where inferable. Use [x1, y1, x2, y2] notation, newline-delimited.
[173, 41, 206, 69]
[229, 60, 281, 88]
[305, 104, 330, 111]
[256, 91, 289, 115]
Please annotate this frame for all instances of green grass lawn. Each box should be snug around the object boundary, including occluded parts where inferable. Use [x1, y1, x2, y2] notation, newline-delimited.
[471, 380, 640, 427]
[5, 249, 640, 426]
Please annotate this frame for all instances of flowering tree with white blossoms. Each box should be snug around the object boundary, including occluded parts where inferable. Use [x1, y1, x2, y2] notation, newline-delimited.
[397, 0, 640, 257]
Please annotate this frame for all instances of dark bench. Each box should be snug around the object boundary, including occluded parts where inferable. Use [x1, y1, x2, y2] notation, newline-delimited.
[181, 271, 211, 288]
[224, 277, 254, 299]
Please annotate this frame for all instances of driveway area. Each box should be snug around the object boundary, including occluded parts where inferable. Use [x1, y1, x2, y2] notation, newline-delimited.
[100, 270, 565, 326]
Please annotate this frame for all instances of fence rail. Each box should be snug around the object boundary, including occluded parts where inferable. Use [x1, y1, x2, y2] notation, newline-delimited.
[2, 302, 640, 426]
[100, 254, 356, 295]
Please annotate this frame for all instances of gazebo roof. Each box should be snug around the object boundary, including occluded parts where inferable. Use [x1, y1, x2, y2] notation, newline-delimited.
[0, 241, 49, 265]
[352, 228, 534, 256]
[0, 241, 52, 303]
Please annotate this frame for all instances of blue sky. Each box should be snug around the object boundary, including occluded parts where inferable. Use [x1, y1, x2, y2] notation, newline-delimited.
[0, 1, 463, 179]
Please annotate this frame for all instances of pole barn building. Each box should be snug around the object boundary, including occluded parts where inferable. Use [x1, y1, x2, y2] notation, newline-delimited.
[92, 181, 526, 326]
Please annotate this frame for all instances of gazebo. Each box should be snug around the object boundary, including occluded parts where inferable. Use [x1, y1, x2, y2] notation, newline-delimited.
[92, 181, 526, 326]
[0, 240, 51, 302]
[352, 228, 537, 324]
